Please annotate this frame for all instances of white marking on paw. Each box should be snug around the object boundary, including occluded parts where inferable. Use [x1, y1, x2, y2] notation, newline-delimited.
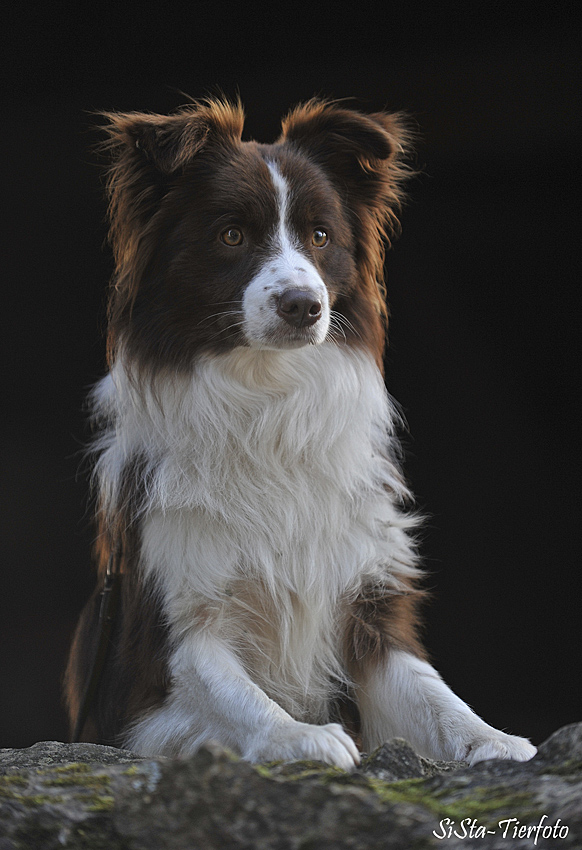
[245, 720, 360, 771]
[465, 733, 537, 765]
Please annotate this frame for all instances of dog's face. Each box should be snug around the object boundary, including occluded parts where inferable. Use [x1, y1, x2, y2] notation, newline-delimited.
[103, 99, 409, 370]
[159, 145, 358, 352]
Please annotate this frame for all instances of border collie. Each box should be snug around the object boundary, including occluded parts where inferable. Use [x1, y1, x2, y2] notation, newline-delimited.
[65, 98, 536, 769]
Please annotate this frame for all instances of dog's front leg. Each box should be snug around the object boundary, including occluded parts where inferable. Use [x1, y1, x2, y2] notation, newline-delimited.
[125, 629, 359, 769]
[356, 649, 537, 764]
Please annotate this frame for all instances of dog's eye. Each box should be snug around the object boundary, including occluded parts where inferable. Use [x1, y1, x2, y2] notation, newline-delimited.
[312, 228, 328, 248]
[221, 227, 244, 247]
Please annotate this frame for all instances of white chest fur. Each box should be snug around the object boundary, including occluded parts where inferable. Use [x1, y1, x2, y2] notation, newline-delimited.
[93, 344, 419, 719]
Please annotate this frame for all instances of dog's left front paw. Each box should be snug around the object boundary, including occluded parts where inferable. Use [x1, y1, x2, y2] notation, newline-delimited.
[465, 732, 537, 765]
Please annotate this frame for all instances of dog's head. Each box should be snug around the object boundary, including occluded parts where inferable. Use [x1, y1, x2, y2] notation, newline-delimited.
[101, 98, 411, 371]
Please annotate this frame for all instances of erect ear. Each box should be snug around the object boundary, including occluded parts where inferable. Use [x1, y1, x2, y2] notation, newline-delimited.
[279, 100, 411, 208]
[101, 99, 245, 175]
[105, 111, 209, 175]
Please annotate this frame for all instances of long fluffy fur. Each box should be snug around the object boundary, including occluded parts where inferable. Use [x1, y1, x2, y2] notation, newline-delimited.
[65, 98, 536, 768]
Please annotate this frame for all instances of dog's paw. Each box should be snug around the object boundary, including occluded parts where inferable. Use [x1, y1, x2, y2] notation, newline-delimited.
[465, 732, 537, 765]
[244, 720, 360, 771]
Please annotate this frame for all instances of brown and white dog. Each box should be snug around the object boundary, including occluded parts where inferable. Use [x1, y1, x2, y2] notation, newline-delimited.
[65, 99, 536, 769]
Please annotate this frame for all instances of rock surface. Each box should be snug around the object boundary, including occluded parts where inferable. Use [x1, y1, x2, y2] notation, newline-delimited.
[0, 724, 580, 849]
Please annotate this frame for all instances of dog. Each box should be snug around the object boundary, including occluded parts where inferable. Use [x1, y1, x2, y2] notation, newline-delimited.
[65, 98, 536, 769]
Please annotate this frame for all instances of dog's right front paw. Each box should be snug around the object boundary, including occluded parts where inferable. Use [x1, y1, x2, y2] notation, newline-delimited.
[244, 720, 360, 771]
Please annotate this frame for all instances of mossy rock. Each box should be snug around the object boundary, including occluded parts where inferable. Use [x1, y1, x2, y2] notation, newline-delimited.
[0, 724, 581, 848]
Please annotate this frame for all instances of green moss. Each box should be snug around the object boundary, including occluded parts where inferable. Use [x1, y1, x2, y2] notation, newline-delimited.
[0, 785, 115, 813]
[0, 765, 115, 813]
[253, 764, 276, 779]
[53, 762, 93, 774]
[45, 772, 111, 789]
[0, 774, 28, 788]
[87, 798, 115, 812]
[74, 792, 116, 812]
[0, 787, 66, 806]
[36, 762, 93, 778]
[364, 779, 542, 827]
[253, 761, 347, 781]
[544, 759, 582, 776]
[433, 787, 540, 825]
[0, 785, 28, 801]
[285, 767, 346, 782]
[360, 776, 431, 807]
[123, 764, 140, 776]
[24, 794, 66, 806]
[252, 762, 542, 828]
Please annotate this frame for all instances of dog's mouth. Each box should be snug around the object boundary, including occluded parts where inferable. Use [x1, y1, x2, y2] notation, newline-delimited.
[265, 329, 321, 349]
[249, 322, 324, 350]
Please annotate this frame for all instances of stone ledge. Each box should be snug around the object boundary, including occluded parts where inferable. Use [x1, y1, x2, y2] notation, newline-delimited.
[1, 724, 581, 849]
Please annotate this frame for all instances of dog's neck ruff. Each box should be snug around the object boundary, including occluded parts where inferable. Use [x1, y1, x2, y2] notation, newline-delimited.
[93, 343, 417, 593]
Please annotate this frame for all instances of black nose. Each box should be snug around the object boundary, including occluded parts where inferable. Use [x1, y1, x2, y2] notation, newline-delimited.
[276, 289, 322, 328]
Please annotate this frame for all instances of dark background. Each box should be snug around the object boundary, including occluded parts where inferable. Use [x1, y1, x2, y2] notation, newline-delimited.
[2, 4, 580, 750]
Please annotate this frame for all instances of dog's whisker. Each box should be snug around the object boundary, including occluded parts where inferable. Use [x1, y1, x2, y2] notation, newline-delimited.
[204, 319, 246, 341]
[329, 311, 360, 340]
[196, 310, 244, 327]
[326, 315, 349, 346]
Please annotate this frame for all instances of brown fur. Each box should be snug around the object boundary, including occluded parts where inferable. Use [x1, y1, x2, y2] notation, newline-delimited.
[345, 581, 428, 677]
[65, 563, 170, 745]
[65, 456, 171, 744]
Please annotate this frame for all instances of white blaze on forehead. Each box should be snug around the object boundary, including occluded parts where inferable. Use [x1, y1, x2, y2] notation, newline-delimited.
[241, 160, 331, 349]
[266, 160, 296, 251]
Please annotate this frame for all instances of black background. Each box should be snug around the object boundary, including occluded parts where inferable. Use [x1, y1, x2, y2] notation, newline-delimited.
[2, 3, 580, 750]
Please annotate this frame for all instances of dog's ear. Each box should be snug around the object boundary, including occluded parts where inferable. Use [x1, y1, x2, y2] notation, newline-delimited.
[100, 100, 245, 268]
[101, 100, 244, 176]
[281, 101, 398, 164]
[279, 100, 412, 215]
[103, 111, 210, 175]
